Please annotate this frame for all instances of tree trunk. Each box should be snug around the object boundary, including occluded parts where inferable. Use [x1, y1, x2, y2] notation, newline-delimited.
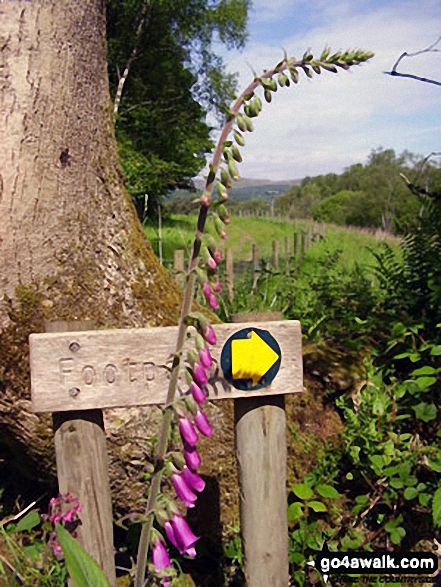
[0, 0, 185, 513]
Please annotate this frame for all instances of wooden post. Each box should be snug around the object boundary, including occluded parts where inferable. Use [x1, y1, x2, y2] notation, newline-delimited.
[284, 235, 290, 273]
[252, 243, 259, 290]
[301, 231, 306, 256]
[272, 240, 279, 269]
[173, 249, 185, 287]
[46, 321, 116, 587]
[231, 312, 289, 587]
[226, 248, 234, 302]
[293, 232, 298, 257]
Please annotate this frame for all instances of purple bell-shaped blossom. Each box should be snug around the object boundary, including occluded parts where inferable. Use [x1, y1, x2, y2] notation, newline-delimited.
[201, 325, 216, 346]
[214, 281, 222, 293]
[172, 515, 199, 553]
[213, 250, 222, 263]
[183, 441, 202, 470]
[172, 473, 197, 508]
[202, 282, 212, 298]
[194, 409, 213, 437]
[152, 539, 172, 572]
[208, 294, 219, 310]
[164, 516, 199, 556]
[199, 347, 212, 369]
[179, 416, 198, 446]
[182, 465, 206, 492]
[190, 381, 207, 405]
[193, 363, 208, 386]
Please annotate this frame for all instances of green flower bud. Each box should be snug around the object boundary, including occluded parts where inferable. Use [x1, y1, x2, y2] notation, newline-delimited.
[264, 89, 272, 103]
[228, 159, 239, 181]
[220, 167, 232, 188]
[231, 145, 242, 163]
[233, 129, 245, 146]
[218, 204, 229, 222]
[321, 62, 338, 73]
[216, 181, 228, 199]
[237, 113, 247, 132]
[289, 67, 299, 83]
[269, 77, 277, 91]
[244, 115, 254, 132]
[214, 216, 225, 235]
[277, 72, 289, 87]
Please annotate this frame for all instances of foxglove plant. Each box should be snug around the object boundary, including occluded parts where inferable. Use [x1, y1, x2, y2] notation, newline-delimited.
[134, 47, 374, 587]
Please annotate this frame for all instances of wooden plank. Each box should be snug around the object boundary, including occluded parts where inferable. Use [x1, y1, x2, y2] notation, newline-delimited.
[29, 321, 303, 413]
[232, 312, 289, 587]
[47, 321, 116, 587]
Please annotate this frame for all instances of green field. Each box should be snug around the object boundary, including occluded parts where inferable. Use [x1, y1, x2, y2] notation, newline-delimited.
[144, 213, 399, 270]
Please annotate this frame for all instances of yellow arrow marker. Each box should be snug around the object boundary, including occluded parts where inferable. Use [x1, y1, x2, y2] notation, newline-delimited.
[231, 330, 279, 386]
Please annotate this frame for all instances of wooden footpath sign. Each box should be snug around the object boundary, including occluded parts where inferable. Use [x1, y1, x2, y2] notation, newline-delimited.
[29, 318, 303, 587]
[30, 320, 302, 412]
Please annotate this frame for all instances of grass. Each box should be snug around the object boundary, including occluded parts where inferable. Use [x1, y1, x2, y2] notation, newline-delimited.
[144, 213, 400, 271]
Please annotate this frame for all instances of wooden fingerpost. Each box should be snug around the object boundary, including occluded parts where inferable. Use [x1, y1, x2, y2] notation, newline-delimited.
[272, 240, 279, 269]
[231, 311, 289, 587]
[226, 248, 234, 302]
[45, 321, 116, 587]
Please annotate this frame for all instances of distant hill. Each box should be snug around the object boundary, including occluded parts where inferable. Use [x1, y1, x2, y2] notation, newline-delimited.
[169, 177, 301, 202]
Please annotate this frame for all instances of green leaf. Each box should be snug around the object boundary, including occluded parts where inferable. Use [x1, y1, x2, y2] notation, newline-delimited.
[411, 366, 437, 375]
[433, 487, 441, 526]
[389, 527, 406, 545]
[14, 511, 41, 533]
[287, 502, 304, 523]
[291, 484, 313, 500]
[56, 524, 111, 587]
[413, 402, 437, 422]
[403, 487, 419, 500]
[307, 501, 327, 513]
[316, 485, 341, 499]
[430, 345, 441, 356]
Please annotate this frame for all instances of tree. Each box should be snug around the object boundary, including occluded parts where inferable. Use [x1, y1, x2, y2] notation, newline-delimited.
[106, 0, 250, 220]
[0, 0, 188, 512]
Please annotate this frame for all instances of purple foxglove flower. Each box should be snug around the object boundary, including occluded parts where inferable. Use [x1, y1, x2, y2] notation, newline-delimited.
[190, 381, 207, 405]
[200, 195, 211, 206]
[179, 416, 198, 446]
[194, 409, 213, 437]
[171, 515, 199, 552]
[173, 473, 197, 508]
[208, 294, 219, 310]
[213, 250, 222, 263]
[207, 255, 217, 270]
[199, 347, 212, 369]
[202, 282, 212, 298]
[201, 325, 216, 346]
[183, 441, 201, 470]
[221, 230, 227, 239]
[214, 281, 222, 293]
[182, 465, 205, 492]
[153, 539, 171, 571]
[164, 521, 180, 551]
[185, 546, 197, 558]
[193, 363, 208, 386]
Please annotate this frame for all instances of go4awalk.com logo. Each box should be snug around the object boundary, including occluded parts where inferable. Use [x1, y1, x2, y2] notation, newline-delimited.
[306, 544, 438, 584]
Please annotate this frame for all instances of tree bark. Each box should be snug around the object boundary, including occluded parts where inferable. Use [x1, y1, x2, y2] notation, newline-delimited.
[0, 0, 185, 512]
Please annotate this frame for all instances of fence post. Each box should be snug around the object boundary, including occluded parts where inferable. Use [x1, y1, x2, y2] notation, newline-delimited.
[301, 231, 306, 256]
[284, 235, 290, 273]
[272, 240, 279, 269]
[173, 249, 185, 287]
[293, 232, 298, 257]
[231, 311, 289, 587]
[226, 248, 234, 302]
[252, 243, 259, 290]
[46, 320, 116, 587]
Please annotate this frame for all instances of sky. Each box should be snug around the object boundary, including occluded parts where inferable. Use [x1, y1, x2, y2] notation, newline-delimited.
[209, 0, 441, 181]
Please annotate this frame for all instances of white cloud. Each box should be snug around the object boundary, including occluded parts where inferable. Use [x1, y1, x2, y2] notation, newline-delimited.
[208, 0, 441, 180]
